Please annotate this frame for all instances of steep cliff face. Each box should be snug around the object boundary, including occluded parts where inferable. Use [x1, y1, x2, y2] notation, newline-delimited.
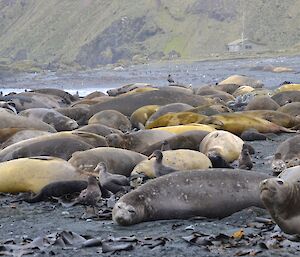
[0, 0, 299, 68]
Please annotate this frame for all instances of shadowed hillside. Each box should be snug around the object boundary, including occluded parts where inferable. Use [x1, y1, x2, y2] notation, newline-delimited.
[0, 0, 299, 69]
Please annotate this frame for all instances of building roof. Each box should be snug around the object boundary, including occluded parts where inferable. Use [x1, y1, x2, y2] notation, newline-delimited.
[227, 38, 266, 46]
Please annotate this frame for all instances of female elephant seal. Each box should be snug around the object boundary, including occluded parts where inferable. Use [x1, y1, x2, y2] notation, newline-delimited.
[260, 166, 300, 235]
[113, 169, 271, 226]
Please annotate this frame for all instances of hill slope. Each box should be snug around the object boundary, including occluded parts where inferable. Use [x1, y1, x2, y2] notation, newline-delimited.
[0, 0, 299, 68]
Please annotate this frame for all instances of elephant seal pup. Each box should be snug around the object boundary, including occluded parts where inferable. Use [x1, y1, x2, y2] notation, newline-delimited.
[96, 162, 129, 194]
[24, 180, 88, 203]
[260, 176, 300, 235]
[76, 176, 102, 206]
[148, 150, 178, 177]
[113, 169, 271, 226]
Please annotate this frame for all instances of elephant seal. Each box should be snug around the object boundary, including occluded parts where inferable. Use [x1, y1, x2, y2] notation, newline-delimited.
[245, 96, 280, 111]
[199, 130, 244, 162]
[132, 149, 212, 178]
[219, 75, 264, 88]
[232, 86, 255, 97]
[277, 102, 300, 117]
[69, 147, 147, 176]
[89, 88, 210, 117]
[271, 91, 300, 106]
[145, 103, 194, 127]
[204, 113, 297, 135]
[24, 180, 88, 203]
[1, 130, 51, 149]
[113, 169, 271, 225]
[189, 104, 232, 116]
[105, 130, 174, 153]
[275, 83, 300, 93]
[141, 130, 209, 156]
[19, 108, 79, 131]
[151, 124, 215, 134]
[215, 83, 241, 94]
[260, 172, 300, 235]
[56, 106, 90, 126]
[145, 112, 207, 129]
[148, 150, 178, 177]
[96, 162, 129, 194]
[275, 135, 300, 168]
[241, 110, 299, 128]
[0, 132, 94, 162]
[0, 156, 83, 193]
[130, 105, 160, 129]
[29, 88, 76, 104]
[76, 176, 102, 206]
[88, 110, 132, 132]
[76, 124, 123, 137]
[107, 83, 154, 96]
[240, 128, 268, 141]
[0, 108, 56, 133]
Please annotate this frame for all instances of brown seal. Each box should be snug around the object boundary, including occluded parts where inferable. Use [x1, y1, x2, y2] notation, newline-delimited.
[113, 169, 270, 226]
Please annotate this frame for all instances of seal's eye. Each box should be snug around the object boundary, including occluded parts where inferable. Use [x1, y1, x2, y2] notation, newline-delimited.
[128, 209, 135, 213]
[277, 180, 284, 185]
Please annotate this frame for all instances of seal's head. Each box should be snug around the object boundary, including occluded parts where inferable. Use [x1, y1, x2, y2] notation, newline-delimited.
[259, 178, 290, 208]
[112, 201, 141, 226]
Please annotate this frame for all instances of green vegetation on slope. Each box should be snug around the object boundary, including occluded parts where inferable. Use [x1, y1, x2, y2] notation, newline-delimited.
[0, 0, 299, 69]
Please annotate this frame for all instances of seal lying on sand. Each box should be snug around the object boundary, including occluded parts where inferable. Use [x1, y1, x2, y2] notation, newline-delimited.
[24, 180, 88, 203]
[112, 169, 270, 226]
[260, 166, 300, 235]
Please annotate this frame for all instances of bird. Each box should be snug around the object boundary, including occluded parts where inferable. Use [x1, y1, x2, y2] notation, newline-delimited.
[160, 140, 171, 151]
[271, 152, 287, 175]
[148, 150, 178, 177]
[76, 176, 102, 206]
[167, 74, 175, 84]
[238, 144, 253, 170]
[95, 162, 130, 194]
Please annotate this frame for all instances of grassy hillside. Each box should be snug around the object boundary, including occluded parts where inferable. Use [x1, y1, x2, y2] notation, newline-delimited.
[0, 0, 299, 69]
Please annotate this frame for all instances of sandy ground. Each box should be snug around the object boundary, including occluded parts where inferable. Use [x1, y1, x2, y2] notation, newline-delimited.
[1, 133, 298, 257]
[0, 56, 300, 256]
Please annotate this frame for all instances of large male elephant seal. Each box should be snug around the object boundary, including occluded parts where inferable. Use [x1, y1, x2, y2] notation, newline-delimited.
[260, 166, 300, 235]
[0, 156, 83, 193]
[89, 88, 210, 117]
[113, 169, 271, 225]
[68, 147, 147, 176]
[19, 108, 79, 131]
